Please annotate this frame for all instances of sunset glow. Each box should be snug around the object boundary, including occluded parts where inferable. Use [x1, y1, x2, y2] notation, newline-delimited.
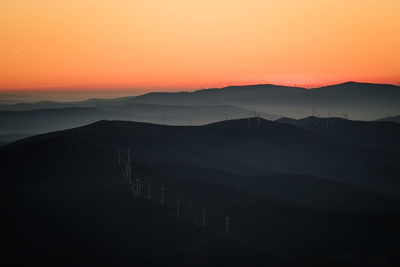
[1, 0, 399, 91]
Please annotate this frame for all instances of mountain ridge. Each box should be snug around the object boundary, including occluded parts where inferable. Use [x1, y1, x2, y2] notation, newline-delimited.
[277, 116, 400, 149]
[3, 118, 399, 196]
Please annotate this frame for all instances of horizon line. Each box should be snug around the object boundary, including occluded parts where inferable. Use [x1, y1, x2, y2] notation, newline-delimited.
[1, 80, 399, 93]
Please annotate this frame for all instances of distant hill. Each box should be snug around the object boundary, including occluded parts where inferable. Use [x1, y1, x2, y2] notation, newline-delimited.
[0, 107, 107, 134]
[0, 96, 135, 111]
[0, 132, 37, 145]
[0, 104, 276, 134]
[377, 114, 400, 123]
[130, 82, 400, 120]
[0, 82, 399, 120]
[105, 103, 277, 125]
[2, 119, 400, 265]
[277, 116, 400, 149]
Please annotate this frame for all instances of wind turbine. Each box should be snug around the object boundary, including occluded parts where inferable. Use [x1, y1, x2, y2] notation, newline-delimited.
[176, 195, 180, 216]
[147, 182, 151, 199]
[225, 217, 229, 235]
[202, 206, 206, 228]
[124, 149, 132, 184]
[131, 183, 136, 198]
[161, 186, 165, 204]
[136, 178, 141, 196]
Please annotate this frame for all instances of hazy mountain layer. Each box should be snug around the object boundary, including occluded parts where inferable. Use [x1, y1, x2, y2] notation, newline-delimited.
[0, 104, 275, 134]
[130, 82, 400, 120]
[1, 82, 399, 120]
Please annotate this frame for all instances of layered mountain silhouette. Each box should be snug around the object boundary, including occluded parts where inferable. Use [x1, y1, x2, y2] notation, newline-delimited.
[2, 118, 400, 266]
[0, 104, 278, 135]
[3, 117, 399, 195]
[0, 104, 276, 135]
[131, 82, 399, 120]
[2, 81, 399, 266]
[1, 82, 399, 120]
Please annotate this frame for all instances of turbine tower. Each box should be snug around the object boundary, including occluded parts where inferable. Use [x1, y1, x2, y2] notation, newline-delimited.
[176, 195, 180, 216]
[124, 149, 132, 184]
[202, 206, 206, 228]
[225, 216, 229, 235]
[161, 186, 165, 204]
[131, 183, 136, 198]
[136, 178, 141, 196]
[326, 110, 332, 130]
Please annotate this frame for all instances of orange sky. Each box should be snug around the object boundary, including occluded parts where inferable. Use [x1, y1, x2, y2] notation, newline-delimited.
[1, 0, 399, 91]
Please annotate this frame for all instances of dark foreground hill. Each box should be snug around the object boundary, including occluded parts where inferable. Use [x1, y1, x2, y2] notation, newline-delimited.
[153, 162, 399, 212]
[2, 117, 400, 196]
[2, 119, 400, 266]
[277, 116, 400, 149]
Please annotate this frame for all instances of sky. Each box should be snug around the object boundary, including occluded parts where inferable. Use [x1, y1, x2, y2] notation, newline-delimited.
[1, 0, 400, 94]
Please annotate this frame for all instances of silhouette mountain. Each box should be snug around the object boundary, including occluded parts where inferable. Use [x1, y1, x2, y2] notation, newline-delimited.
[129, 82, 400, 120]
[1, 82, 399, 120]
[2, 119, 400, 266]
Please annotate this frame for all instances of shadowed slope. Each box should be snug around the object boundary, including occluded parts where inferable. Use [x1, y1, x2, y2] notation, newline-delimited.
[277, 116, 400, 149]
[3, 118, 399, 195]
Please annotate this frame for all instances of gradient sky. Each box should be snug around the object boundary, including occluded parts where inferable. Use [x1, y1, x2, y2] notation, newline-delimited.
[1, 0, 400, 91]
